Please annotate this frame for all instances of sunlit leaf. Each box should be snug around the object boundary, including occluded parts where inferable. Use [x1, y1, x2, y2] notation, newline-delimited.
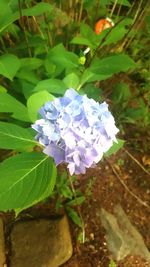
[0, 152, 56, 211]
[0, 93, 30, 122]
[27, 90, 54, 122]
[104, 139, 124, 157]
[0, 122, 37, 151]
[0, 54, 20, 80]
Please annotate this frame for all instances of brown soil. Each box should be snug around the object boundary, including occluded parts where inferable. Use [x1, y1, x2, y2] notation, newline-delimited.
[62, 153, 150, 266]
[1, 128, 150, 267]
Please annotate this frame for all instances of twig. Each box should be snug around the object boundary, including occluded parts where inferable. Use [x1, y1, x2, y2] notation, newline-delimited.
[110, 0, 118, 18]
[106, 159, 150, 211]
[18, 0, 32, 57]
[116, 0, 123, 17]
[123, 148, 150, 177]
[68, 175, 85, 243]
[119, 0, 148, 51]
[78, 0, 83, 23]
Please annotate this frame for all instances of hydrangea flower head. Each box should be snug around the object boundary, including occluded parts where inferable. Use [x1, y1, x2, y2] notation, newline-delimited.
[32, 89, 119, 175]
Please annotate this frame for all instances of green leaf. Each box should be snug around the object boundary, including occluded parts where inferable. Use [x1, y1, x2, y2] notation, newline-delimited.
[22, 2, 52, 16]
[111, 82, 131, 106]
[0, 85, 7, 93]
[109, 259, 117, 267]
[80, 54, 136, 86]
[104, 139, 124, 157]
[16, 69, 39, 84]
[112, 0, 131, 6]
[47, 44, 79, 71]
[90, 54, 136, 75]
[80, 23, 98, 45]
[0, 93, 30, 122]
[63, 73, 80, 89]
[82, 83, 102, 100]
[71, 36, 94, 48]
[67, 196, 85, 206]
[0, 54, 20, 80]
[80, 69, 111, 86]
[0, 152, 56, 211]
[20, 58, 43, 70]
[0, 122, 37, 151]
[0, 2, 52, 32]
[27, 90, 54, 122]
[66, 206, 82, 228]
[34, 79, 67, 95]
[21, 80, 35, 99]
[103, 26, 127, 46]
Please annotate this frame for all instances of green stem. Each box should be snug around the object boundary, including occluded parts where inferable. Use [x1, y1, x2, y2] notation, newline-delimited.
[68, 175, 85, 242]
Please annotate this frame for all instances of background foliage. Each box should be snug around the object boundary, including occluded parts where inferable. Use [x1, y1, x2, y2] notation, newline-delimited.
[0, 0, 149, 213]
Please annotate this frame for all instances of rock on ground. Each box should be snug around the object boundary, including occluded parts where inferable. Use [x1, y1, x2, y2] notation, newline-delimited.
[0, 217, 6, 266]
[10, 215, 73, 267]
[100, 205, 150, 262]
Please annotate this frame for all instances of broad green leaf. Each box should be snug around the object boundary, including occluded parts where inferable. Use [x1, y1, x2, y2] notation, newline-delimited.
[0, 1, 13, 32]
[20, 58, 43, 70]
[0, 85, 7, 93]
[71, 36, 94, 48]
[21, 80, 35, 99]
[34, 79, 67, 95]
[63, 73, 80, 89]
[27, 90, 54, 122]
[0, 93, 30, 122]
[16, 69, 40, 84]
[104, 139, 124, 157]
[0, 122, 37, 151]
[0, 54, 20, 80]
[22, 2, 52, 16]
[44, 60, 57, 76]
[80, 68, 111, 87]
[82, 83, 102, 100]
[112, 0, 131, 6]
[0, 2, 52, 32]
[0, 152, 56, 211]
[47, 44, 79, 70]
[80, 23, 97, 44]
[103, 26, 127, 46]
[89, 54, 136, 75]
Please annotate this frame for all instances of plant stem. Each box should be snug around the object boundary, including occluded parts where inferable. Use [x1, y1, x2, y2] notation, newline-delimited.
[95, 0, 100, 20]
[119, 0, 148, 51]
[78, 0, 84, 23]
[110, 0, 118, 18]
[68, 175, 85, 243]
[116, 0, 123, 17]
[18, 0, 32, 57]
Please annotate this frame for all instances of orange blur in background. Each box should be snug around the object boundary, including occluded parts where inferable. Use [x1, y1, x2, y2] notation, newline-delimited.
[95, 18, 114, 35]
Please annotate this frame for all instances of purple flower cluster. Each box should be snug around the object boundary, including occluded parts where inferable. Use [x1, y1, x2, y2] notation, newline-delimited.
[32, 89, 119, 175]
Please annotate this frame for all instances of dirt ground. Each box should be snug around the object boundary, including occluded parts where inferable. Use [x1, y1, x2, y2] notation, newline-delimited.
[62, 126, 150, 267]
[1, 127, 150, 267]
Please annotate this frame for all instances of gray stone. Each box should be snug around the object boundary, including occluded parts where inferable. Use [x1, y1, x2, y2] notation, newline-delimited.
[10, 215, 73, 267]
[100, 205, 150, 261]
[0, 217, 6, 266]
